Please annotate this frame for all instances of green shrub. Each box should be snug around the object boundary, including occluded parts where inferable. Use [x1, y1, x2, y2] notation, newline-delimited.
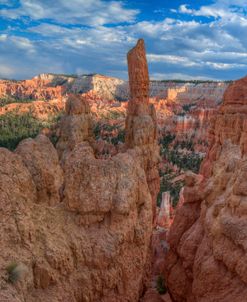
[0, 96, 34, 107]
[6, 262, 28, 284]
[156, 275, 167, 295]
[159, 134, 175, 150]
[110, 128, 125, 145]
[6, 262, 21, 283]
[182, 103, 194, 112]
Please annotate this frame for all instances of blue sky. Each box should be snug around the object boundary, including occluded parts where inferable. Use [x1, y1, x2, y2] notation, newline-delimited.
[0, 0, 247, 80]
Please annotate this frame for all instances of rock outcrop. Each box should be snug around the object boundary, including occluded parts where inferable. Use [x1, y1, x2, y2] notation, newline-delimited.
[56, 94, 94, 161]
[0, 39, 158, 302]
[125, 39, 160, 219]
[15, 134, 64, 206]
[164, 76, 247, 302]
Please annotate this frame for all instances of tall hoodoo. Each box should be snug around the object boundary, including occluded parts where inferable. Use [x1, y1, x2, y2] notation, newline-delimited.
[164, 76, 247, 302]
[127, 38, 149, 115]
[125, 39, 160, 219]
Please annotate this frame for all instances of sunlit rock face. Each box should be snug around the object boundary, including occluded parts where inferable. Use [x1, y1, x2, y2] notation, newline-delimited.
[0, 39, 159, 302]
[0, 77, 64, 100]
[56, 93, 94, 162]
[125, 39, 160, 220]
[163, 76, 247, 302]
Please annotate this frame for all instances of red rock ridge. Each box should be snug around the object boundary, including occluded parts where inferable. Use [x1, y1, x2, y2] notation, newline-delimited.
[163, 76, 247, 302]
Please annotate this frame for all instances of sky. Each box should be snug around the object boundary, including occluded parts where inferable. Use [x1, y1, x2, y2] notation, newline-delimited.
[0, 0, 247, 80]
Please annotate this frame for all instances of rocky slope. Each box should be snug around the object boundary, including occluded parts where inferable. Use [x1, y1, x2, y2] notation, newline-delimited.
[163, 76, 247, 302]
[0, 39, 159, 302]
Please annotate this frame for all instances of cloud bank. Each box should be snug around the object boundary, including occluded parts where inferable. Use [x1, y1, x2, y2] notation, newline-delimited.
[0, 0, 247, 80]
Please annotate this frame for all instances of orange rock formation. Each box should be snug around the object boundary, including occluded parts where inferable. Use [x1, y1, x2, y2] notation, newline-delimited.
[125, 39, 160, 219]
[164, 76, 247, 302]
[0, 78, 64, 100]
[0, 39, 158, 302]
[0, 99, 65, 119]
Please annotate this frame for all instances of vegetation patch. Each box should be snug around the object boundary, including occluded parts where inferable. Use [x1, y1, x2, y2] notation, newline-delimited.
[93, 121, 125, 145]
[156, 275, 167, 295]
[158, 132, 204, 207]
[6, 262, 28, 284]
[0, 111, 62, 150]
[157, 170, 184, 207]
[160, 134, 203, 174]
[0, 96, 35, 107]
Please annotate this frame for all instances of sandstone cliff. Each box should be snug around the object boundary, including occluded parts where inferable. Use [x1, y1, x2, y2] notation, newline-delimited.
[164, 76, 247, 302]
[0, 39, 158, 302]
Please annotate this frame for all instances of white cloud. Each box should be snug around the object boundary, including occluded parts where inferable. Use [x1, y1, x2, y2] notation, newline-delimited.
[179, 1, 247, 19]
[0, 34, 7, 41]
[147, 54, 199, 67]
[1, 0, 247, 80]
[179, 4, 194, 14]
[205, 62, 245, 70]
[0, 0, 139, 25]
[150, 72, 221, 81]
[0, 64, 16, 78]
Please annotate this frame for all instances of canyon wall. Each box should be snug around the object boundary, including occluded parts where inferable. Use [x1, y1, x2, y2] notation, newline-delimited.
[150, 81, 227, 104]
[0, 40, 158, 302]
[0, 71, 228, 150]
[0, 78, 64, 100]
[0, 74, 228, 103]
[164, 76, 247, 302]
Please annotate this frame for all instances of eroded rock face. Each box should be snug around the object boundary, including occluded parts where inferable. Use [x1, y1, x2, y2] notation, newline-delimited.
[0, 40, 157, 301]
[125, 39, 160, 219]
[56, 94, 94, 161]
[164, 76, 247, 302]
[15, 134, 63, 206]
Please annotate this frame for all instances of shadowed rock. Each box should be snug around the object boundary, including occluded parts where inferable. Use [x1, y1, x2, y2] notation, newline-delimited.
[164, 76, 247, 302]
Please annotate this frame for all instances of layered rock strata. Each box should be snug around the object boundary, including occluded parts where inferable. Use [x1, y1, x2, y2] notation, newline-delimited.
[164, 76, 247, 302]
